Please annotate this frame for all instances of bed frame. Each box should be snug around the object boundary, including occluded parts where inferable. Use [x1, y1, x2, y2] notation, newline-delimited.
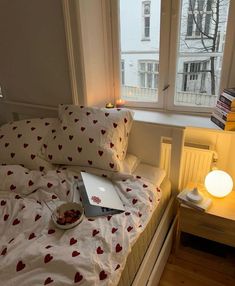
[0, 105, 185, 285]
[127, 120, 185, 285]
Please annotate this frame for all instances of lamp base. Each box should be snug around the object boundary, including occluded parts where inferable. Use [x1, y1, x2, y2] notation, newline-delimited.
[186, 187, 203, 203]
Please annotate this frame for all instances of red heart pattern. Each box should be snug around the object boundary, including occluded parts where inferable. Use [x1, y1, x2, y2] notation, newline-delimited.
[112, 227, 118, 233]
[12, 218, 20, 225]
[35, 214, 41, 221]
[16, 260, 25, 272]
[74, 272, 83, 283]
[99, 270, 107, 280]
[44, 277, 53, 285]
[28, 233, 36, 240]
[41, 106, 133, 170]
[1, 247, 7, 256]
[115, 243, 122, 253]
[0, 118, 57, 170]
[70, 238, 77, 245]
[44, 254, 53, 263]
[96, 246, 104, 254]
[92, 229, 99, 237]
[4, 214, 9, 221]
[72, 251, 80, 257]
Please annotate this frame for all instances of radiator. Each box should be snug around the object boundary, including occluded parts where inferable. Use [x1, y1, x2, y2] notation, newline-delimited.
[160, 142, 217, 190]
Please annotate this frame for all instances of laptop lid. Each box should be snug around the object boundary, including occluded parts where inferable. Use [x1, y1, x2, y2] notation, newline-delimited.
[80, 172, 125, 211]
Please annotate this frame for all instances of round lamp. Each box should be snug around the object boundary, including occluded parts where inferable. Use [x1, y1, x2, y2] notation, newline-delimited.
[205, 170, 233, 198]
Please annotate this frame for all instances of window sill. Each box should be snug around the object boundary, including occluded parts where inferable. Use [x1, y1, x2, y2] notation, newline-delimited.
[132, 109, 224, 132]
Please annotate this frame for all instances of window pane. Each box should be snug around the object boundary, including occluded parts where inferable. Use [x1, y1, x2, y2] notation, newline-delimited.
[198, 0, 205, 11]
[188, 0, 196, 11]
[175, 0, 230, 108]
[187, 14, 193, 36]
[119, 0, 161, 102]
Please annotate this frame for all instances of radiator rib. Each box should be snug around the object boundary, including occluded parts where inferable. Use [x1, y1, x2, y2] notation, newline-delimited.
[160, 143, 217, 190]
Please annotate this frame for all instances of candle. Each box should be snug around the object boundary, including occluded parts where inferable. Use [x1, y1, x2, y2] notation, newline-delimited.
[115, 99, 125, 108]
[105, 102, 114, 109]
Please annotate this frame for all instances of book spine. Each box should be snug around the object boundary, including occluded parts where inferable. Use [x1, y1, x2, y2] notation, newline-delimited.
[213, 110, 227, 121]
[217, 100, 235, 112]
[210, 115, 225, 130]
[223, 89, 235, 97]
[219, 94, 235, 108]
[216, 101, 231, 113]
[177, 198, 204, 212]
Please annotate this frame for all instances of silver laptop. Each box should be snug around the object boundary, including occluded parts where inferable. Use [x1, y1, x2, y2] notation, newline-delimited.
[79, 172, 125, 217]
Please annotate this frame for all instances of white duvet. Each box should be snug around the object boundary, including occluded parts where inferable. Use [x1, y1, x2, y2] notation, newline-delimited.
[0, 165, 162, 286]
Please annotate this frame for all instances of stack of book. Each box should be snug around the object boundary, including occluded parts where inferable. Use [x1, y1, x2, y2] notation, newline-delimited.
[211, 87, 235, 131]
[177, 189, 212, 212]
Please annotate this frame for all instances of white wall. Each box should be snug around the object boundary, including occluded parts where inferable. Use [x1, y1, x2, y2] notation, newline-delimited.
[0, 0, 72, 123]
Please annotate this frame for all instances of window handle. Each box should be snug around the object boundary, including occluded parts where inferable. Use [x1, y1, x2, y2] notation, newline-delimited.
[163, 84, 170, 91]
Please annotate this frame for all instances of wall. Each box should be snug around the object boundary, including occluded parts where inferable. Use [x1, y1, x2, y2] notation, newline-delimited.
[0, 0, 72, 123]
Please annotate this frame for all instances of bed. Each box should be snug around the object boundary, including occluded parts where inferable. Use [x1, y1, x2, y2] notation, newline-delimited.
[0, 105, 185, 285]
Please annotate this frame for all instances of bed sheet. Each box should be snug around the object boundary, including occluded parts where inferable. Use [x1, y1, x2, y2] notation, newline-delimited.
[0, 165, 162, 286]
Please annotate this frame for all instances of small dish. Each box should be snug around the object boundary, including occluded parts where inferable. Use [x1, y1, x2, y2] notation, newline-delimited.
[52, 202, 84, 230]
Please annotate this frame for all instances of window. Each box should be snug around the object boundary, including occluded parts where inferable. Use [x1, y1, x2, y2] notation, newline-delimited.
[182, 61, 208, 93]
[139, 60, 159, 89]
[116, 0, 232, 112]
[186, 0, 213, 38]
[142, 1, 151, 40]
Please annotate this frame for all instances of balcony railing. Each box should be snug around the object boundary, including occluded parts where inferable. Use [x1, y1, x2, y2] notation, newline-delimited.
[121, 85, 217, 107]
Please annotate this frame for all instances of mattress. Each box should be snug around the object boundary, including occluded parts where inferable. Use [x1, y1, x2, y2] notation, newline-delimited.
[118, 177, 171, 286]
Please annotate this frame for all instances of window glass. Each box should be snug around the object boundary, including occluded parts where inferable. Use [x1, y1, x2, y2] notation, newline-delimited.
[176, 0, 230, 107]
[118, 0, 231, 110]
[120, 0, 161, 102]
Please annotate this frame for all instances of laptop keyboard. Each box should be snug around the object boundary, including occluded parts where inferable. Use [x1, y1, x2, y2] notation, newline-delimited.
[101, 207, 112, 213]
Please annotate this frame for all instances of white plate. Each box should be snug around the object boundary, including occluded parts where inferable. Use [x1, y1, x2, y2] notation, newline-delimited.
[52, 202, 84, 230]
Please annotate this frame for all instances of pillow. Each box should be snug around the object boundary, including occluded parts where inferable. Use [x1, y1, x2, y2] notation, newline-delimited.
[119, 153, 140, 174]
[133, 163, 166, 186]
[0, 118, 58, 171]
[41, 105, 134, 171]
[58, 153, 140, 176]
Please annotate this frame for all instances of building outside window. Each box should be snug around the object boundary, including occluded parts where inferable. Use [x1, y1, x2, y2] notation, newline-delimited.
[182, 61, 208, 92]
[186, 0, 213, 38]
[139, 60, 159, 89]
[142, 1, 151, 40]
[118, 0, 231, 111]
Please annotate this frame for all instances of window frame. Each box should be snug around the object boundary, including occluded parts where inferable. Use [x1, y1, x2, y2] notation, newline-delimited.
[166, 0, 235, 113]
[112, 0, 235, 114]
[62, 0, 235, 115]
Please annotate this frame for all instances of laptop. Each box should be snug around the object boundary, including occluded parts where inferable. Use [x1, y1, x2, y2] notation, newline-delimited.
[79, 172, 125, 217]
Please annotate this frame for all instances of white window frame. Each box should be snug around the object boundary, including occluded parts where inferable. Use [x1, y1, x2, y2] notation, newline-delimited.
[111, 0, 235, 113]
[166, 0, 235, 113]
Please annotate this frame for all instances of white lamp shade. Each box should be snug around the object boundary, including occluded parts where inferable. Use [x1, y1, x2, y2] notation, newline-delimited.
[205, 170, 233, 198]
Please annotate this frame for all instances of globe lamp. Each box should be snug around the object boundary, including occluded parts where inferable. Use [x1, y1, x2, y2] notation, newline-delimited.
[205, 170, 233, 198]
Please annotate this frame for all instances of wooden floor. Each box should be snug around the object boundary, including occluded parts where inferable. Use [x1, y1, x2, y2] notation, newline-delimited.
[159, 234, 235, 286]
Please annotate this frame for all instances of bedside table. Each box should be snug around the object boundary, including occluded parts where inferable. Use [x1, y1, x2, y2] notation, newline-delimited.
[176, 183, 235, 250]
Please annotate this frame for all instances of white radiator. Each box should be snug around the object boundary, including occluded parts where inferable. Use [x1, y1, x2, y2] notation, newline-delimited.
[160, 142, 217, 190]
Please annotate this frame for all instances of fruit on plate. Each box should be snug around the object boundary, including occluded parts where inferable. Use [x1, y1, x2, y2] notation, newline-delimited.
[56, 209, 81, 225]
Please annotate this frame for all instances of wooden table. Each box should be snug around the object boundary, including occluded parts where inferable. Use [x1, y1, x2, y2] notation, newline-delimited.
[176, 183, 235, 249]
